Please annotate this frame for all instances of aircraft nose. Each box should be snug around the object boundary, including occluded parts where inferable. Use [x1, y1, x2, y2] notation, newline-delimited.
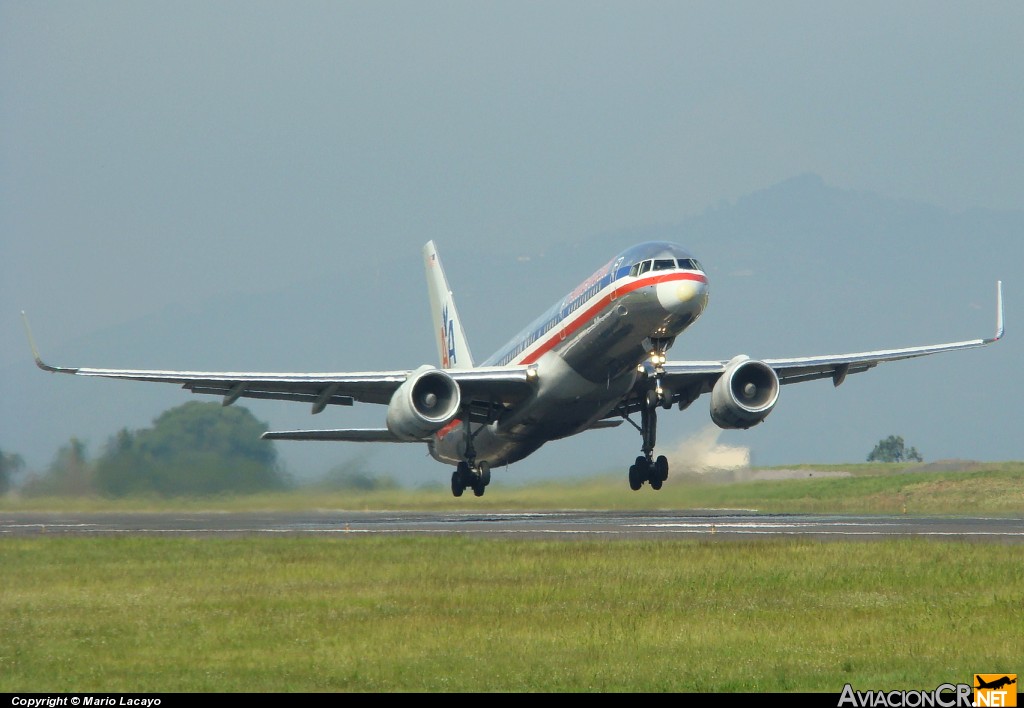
[656, 276, 709, 316]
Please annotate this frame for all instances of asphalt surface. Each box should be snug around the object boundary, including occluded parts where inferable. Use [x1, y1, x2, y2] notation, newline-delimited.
[2, 510, 1023, 542]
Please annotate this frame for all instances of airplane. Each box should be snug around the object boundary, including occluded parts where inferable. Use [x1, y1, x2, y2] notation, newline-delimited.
[24, 241, 1004, 497]
[975, 676, 1016, 690]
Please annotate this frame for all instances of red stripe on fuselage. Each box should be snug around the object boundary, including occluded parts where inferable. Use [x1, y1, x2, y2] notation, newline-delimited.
[518, 271, 706, 365]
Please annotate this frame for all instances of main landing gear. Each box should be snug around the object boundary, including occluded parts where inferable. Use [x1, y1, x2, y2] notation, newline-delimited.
[451, 460, 491, 497]
[629, 454, 669, 491]
[450, 416, 491, 497]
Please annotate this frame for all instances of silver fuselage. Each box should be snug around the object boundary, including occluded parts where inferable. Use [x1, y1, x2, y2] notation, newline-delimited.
[428, 242, 709, 467]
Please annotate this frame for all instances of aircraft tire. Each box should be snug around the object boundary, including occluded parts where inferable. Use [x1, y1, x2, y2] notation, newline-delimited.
[479, 461, 491, 487]
[654, 455, 669, 482]
[472, 482, 485, 497]
[628, 464, 643, 491]
[645, 389, 659, 409]
[451, 470, 465, 497]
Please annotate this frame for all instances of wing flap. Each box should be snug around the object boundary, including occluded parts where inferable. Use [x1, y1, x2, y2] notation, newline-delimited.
[187, 385, 356, 407]
[262, 429, 422, 442]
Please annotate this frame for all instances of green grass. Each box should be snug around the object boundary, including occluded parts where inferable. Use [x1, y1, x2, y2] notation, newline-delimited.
[3, 461, 1023, 515]
[665, 462, 1024, 515]
[2, 462, 1021, 692]
[2, 536, 1022, 692]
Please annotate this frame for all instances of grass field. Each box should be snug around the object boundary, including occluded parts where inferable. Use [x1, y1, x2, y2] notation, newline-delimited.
[1, 462, 1022, 693]
[4, 461, 1023, 515]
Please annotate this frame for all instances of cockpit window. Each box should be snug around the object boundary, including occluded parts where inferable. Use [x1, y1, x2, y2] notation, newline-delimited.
[628, 257, 700, 276]
[629, 259, 659, 276]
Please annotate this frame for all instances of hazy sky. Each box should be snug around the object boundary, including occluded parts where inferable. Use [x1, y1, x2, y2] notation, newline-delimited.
[2, 2, 1022, 475]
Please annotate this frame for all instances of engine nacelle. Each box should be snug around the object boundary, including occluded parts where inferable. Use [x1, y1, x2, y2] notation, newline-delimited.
[710, 356, 780, 430]
[386, 365, 461, 440]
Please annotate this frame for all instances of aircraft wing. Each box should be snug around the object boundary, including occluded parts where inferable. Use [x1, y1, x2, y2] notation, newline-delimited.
[760, 329, 1003, 387]
[761, 280, 1002, 386]
[22, 314, 536, 416]
[623, 281, 1004, 412]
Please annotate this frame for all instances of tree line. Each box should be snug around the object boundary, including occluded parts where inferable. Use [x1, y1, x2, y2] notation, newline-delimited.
[1, 401, 402, 497]
[4, 401, 290, 497]
[1, 403, 927, 497]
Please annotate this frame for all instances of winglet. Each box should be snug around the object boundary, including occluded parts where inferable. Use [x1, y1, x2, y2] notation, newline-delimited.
[988, 280, 1004, 344]
[20, 312, 77, 374]
[423, 241, 474, 369]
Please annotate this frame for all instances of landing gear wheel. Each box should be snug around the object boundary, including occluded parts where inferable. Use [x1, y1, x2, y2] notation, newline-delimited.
[651, 455, 669, 490]
[453, 460, 489, 497]
[628, 455, 650, 491]
[645, 389, 659, 409]
[451, 469, 465, 497]
[471, 462, 487, 497]
[654, 455, 669, 477]
[628, 463, 643, 491]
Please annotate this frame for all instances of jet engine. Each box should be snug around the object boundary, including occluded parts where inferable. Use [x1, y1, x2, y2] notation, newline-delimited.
[386, 365, 462, 440]
[710, 356, 780, 430]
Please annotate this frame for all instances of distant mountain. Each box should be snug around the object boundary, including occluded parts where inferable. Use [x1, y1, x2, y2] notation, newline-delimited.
[4, 174, 1019, 484]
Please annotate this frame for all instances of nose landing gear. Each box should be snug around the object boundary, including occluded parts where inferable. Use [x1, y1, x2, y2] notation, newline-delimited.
[624, 347, 672, 491]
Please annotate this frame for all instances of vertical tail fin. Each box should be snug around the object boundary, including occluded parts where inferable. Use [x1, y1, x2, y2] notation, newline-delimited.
[423, 241, 474, 369]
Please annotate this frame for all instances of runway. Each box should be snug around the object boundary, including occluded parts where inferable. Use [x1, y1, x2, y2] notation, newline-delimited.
[3, 510, 1023, 542]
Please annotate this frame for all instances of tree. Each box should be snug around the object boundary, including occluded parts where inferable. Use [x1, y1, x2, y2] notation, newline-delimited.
[21, 438, 93, 497]
[1, 448, 25, 495]
[867, 435, 923, 463]
[315, 453, 400, 492]
[94, 401, 290, 496]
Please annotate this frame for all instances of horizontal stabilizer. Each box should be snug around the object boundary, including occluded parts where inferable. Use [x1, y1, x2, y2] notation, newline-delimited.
[261, 429, 425, 442]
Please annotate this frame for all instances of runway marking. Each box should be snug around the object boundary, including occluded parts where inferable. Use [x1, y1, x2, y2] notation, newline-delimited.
[2, 523, 101, 530]
[2, 514, 1021, 541]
